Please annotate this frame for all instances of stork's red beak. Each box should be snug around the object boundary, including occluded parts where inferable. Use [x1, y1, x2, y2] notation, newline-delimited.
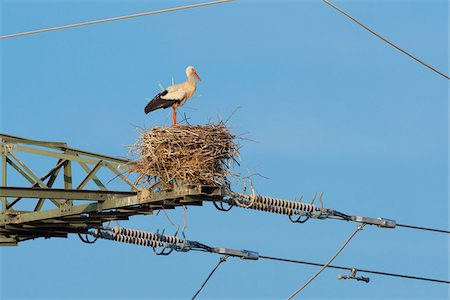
[193, 70, 202, 82]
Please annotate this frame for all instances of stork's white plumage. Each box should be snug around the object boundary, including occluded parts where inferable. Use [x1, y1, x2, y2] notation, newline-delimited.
[145, 66, 201, 125]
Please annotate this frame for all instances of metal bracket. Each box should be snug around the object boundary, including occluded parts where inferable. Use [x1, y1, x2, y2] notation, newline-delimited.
[338, 268, 370, 283]
[60, 203, 73, 214]
[213, 247, 260, 260]
[351, 216, 396, 228]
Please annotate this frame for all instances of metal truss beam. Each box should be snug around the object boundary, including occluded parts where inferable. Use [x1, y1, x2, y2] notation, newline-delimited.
[0, 133, 145, 245]
[0, 187, 136, 201]
[3, 186, 222, 225]
[0, 133, 128, 164]
[0, 133, 226, 246]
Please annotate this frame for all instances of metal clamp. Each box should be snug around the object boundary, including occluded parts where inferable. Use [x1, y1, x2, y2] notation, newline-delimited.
[213, 248, 259, 260]
[338, 268, 370, 283]
[351, 216, 396, 228]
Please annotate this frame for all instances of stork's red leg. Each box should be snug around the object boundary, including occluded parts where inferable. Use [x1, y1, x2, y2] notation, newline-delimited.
[172, 105, 177, 126]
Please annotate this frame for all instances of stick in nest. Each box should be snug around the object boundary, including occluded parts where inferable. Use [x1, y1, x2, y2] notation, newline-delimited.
[128, 122, 240, 188]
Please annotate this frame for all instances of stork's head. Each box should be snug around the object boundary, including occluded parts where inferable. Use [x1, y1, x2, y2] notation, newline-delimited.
[186, 66, 201, 82]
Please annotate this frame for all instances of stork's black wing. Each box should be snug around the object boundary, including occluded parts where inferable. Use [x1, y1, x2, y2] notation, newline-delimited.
[144, 90, 179, 114]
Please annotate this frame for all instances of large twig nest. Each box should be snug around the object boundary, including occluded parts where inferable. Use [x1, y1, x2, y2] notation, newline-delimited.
[129, 123, 239, 188]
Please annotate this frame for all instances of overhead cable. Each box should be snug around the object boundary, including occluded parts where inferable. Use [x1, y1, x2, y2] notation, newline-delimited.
[287, 224, 366, 299]
[219, 192, 450, 235]
[332, 212, 450, 234]
[0, 0, 235, 39]
[191, 256, 229, 300]
[91, 226, 450, 286]
[259, 255, 450, 284]
[396, 223, 450, 234]
[322, 0, 450, 80]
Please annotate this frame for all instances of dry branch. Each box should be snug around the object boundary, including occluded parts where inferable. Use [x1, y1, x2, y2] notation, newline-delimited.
[129, 123, 239, 188]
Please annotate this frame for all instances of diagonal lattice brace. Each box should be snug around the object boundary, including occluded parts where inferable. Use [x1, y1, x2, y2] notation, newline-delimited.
[76, 160, 104, 190]
[78, 162, 107, 190]
[34, 159, 65, 211]
[5, 152, 64, 208]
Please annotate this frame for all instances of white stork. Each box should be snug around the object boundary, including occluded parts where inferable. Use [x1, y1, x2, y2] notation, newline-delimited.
[145, 66, 201, 125]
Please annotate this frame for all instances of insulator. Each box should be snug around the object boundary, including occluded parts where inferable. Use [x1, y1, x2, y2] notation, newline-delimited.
[100, 226, 187, 250]
[113, 226, 120, 236]
[234, 193, 318, 217]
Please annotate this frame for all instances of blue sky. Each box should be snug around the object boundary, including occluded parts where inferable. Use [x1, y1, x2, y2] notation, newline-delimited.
[0, 0, 448, 299]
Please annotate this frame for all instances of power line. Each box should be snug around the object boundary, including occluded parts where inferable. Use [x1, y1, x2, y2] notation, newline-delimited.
[322, 0, 450, 80]
[0, 0, 235, 40]
[287, 224, 365, 299]
[260, 255, 450, 285]
[192, 255, 229, 300]
[396, 223, 450, 234]
[328, 210, 450, 235]
[221, 194, 450, 235]
[92, 225, 450, 293]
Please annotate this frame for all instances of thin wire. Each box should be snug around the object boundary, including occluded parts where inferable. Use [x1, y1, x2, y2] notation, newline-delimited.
[287, 224, 365, 299]
[329, 211, 450, 234]
[158, 205, 178, 228]
[182, 205, 188, 234]
[77, 233, 98, 244]
[192, 256, 229, 300]
[0, 0, 235, 40]
[322, 0, 450, 80]
[396, 223, 450, 234]
[259, 255, 450, 284]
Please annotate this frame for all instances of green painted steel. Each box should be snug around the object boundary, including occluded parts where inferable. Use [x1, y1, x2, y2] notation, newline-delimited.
[0, 133, 225, 246]
[0, 187, 136, 200]
[0, 133, 67, 149]
[0, 133, 127, 164]
[79, 162, 107, 190]
[0, 237, 17, 246]
[1, 144, 7, 212]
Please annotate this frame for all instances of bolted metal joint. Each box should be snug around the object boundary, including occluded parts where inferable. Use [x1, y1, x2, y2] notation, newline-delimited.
[338, 268, 370, 283]
[213, 248, 260, 260]
[351, 216, 396, 228]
